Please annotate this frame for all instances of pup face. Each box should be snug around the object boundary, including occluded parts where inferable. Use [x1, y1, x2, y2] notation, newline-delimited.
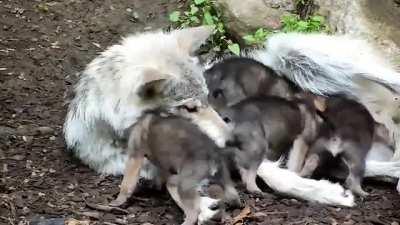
[220, 107, 267, 157]
[206, 71, 246, 110]
[204, 57, 296, 111]
[147, 98, 233, 148]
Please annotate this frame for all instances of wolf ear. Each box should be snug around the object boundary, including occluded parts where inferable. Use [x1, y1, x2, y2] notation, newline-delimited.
[313, 96, 327, 112]
[174, 26, 214, 54]
[137, 78, 169, 101]
[137, 68, 171, 101]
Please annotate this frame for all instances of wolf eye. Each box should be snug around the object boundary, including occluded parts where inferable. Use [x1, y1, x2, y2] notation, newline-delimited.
[223, 117, 231, 123]
[182, 105, 198, 113]
[212, 89, 223, 98]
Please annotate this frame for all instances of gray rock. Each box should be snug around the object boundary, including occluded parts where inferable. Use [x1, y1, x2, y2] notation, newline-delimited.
[215, 0, 294, 38]
[35, 126, 55, 135]
[315, 0, 400, 65]
[0, 126, 15, 136]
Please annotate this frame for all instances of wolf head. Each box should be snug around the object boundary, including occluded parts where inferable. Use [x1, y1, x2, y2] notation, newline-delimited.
[112, 26, 215, 108]
[124, 26, 232, 147]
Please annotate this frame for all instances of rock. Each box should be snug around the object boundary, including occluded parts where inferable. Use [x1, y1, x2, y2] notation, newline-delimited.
[29, 217, 66, 225]
[0, 126, 15, 136]
[314, 0, 400, 64]
[10, 154, 25, 161]
[22, 135, 34, 144]
[215, 0, 294, 38]
[35, 126, 55, 135]
[17, 125, 33, 135]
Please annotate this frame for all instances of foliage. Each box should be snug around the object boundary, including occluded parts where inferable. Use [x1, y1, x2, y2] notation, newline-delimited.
[281, 14, 329, 33]
[168, 0, 241, 55]
[242, 28, 271, 46]
[168, 0, 328, 54]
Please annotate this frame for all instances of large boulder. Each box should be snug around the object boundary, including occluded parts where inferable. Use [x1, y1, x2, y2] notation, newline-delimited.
[215, 0, 294, 38]
[215, 0, 400, 65]
[315, 0, 400, 65]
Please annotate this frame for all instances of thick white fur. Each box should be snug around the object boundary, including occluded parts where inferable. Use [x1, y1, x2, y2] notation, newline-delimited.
[365, 161, 400, 178]
[257, 159, 355, 207]
[63, 26, 233, 176]
[365, 144, 400, 193]
[252, 32, 400, 159]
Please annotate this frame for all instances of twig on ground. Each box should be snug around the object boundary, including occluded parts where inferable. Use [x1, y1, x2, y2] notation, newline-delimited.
[85, 200, 128, 214]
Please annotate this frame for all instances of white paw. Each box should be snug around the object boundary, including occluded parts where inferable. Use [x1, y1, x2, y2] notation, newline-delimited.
[340, 190, 356, 207]
[197, 197, 221, 225]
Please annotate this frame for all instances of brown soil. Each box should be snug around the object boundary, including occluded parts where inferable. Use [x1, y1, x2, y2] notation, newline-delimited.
[0, 0, 399, 224]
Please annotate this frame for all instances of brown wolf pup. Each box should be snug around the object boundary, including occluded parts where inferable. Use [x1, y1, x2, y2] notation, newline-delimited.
[299, 95, 375, 196]
[110, 112, 241, 225]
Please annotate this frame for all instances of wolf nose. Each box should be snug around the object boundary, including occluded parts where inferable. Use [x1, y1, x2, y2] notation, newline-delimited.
[225, 136, 241, 148]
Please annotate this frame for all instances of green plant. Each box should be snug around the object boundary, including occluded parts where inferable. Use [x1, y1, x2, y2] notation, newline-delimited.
[168, 0, 241, 55]
[281, 14, 328, 33]
[242, 28, 271, 46]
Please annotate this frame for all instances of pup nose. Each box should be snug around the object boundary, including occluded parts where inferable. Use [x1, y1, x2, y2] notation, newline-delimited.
[225, 136, 241, 148]
[225, 139, 236, 147]
[393, 116, 400, 125]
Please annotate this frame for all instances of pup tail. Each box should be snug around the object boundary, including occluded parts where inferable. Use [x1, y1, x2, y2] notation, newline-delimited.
[251, 32, 400, 96]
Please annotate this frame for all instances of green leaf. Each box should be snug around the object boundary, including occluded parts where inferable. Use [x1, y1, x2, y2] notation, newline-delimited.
[169, 11, 180, 22]
[190, 5, 199, 14]
[203, 11, 214, 25]
[194, 0, 206, 5]
[243, 35, 256, 45]
[297, 21, 308, 31]
[254, 28, 265, 37]
[190, 16, 200, 24]
[311, 15, 324, 23]
[217, 22, 225, 33]
[228, 43, 240, 55]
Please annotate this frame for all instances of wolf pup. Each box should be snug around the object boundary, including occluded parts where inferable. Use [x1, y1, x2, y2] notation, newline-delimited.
[219, 96, 318, 195]
[63, 26, 232, 179]
[252, 32, 400, 160]
[204, 57, 297, 111]
[299, 95, 375, 196]
[110, 112, 241, 225]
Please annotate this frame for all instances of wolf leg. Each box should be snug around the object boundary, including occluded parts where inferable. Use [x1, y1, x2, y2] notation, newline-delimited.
[110, 155, 144, 206]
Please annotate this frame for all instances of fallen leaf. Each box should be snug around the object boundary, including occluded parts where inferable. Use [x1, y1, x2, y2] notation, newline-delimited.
[232, 206, 252, 225]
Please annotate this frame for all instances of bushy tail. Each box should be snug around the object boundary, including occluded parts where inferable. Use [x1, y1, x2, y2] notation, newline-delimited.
[257, 159, 355, 207]
[63, 111, 128, 175]
[251, 32, 400, 96]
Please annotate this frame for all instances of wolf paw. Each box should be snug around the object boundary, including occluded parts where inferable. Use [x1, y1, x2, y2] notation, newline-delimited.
[198, 197, 222, 225]
[109, 194, 128, 207]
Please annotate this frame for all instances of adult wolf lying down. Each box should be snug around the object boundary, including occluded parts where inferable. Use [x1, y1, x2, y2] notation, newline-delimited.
[63, 27, 399, 207]
[64, 26, 232, 177]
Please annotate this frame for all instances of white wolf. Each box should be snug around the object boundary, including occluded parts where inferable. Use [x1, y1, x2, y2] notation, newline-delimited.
[63, 26, 232, 177]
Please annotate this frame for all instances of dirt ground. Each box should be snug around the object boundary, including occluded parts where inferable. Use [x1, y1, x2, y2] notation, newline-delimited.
[0, 0, 399, 224]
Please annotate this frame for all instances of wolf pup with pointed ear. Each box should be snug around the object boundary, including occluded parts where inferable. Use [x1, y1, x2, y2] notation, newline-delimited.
[63, 26, 232, 180]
